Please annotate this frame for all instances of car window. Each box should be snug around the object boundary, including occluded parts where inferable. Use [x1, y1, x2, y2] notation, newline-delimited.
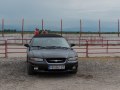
[30, 37, 70, 48]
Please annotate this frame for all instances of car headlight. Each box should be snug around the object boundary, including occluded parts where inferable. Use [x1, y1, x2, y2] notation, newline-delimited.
[31, 58, 43, 62]
[68, 57, 78, 61]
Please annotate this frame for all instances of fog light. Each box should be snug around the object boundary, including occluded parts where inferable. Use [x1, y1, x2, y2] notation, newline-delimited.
[34, 67, 38, 70]
[72, 66, 76, 70]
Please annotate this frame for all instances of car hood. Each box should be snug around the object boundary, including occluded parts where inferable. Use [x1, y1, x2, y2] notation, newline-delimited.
[28, 49, 76, 58]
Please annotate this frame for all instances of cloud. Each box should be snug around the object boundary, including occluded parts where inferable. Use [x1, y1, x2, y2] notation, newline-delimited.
[0, 0, 120, 24]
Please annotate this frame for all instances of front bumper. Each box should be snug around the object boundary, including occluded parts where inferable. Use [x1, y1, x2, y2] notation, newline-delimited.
[28, 60, 78, 72]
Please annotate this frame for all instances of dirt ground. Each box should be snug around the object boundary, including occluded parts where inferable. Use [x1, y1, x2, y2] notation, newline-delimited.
[0, 57, 120, 90]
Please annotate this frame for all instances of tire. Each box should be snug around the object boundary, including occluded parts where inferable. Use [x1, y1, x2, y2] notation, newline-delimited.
[72, 70, 77, 74]
[27, 63, 35, 75]
[71, 69, 78, 74]
[27, 55, 28, 62]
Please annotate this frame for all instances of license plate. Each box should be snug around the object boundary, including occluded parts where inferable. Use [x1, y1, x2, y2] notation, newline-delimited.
[48, 65, 65, 70]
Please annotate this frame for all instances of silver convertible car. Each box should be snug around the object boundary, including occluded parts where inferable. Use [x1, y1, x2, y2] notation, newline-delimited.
[24, 34, 78, 75]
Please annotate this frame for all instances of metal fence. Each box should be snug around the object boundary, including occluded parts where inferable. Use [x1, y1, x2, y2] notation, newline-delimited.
[1, 19, 120, 37]
[1, 19, 120, 57]
[0, 38, 120, 58]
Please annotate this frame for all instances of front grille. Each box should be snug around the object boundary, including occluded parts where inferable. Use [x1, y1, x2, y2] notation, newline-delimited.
[46, 58, 66, 63]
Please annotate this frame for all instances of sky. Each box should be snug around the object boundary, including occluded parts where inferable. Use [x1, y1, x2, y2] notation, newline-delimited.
[0, 0, 120, 31]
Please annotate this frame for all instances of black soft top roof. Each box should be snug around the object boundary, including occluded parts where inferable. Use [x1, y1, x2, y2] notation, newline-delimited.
[33, 34, 63, 38]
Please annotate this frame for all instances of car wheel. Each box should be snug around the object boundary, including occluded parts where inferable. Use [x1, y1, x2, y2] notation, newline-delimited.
[27, 63, 35, 75]
[71, 69, 78, 74]
[27, 55, 29, 62]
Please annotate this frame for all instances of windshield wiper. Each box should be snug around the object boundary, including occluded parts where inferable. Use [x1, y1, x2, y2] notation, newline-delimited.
[57, 46, 70, 49]
[45, 46, 69, 49]
[31, 46, 45, 49]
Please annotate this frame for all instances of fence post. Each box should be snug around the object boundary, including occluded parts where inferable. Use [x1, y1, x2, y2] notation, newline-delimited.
[5, 40, 7, 58]
[90, 36, 92, 45]
[80, 19, 82, 37]
[106, 40, 108, 53]
[22, 18, 24, 44]
[61, 19, 62, 36]
[79, 37, 80, 46]
[2, 19, 4, 37]
[42, 19, 44, 30]
[99, 19, 101, 37]
[118, 19, 119, 37]
[102, 37, 104, 47]
[86, 40, 89, 57]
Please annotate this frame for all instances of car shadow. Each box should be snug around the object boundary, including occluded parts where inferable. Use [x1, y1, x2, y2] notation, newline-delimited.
[33, 72, 76, 78]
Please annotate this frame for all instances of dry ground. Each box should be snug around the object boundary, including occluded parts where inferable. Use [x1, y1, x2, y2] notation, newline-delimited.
[0, 57, 120, 90]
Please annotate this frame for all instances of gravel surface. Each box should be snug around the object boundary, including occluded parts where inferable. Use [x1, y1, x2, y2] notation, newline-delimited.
[0, 57, 120, 90]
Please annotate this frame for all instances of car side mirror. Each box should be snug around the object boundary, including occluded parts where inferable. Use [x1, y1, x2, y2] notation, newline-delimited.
[24, 44, 29, 47]
[70, 44, 75, 47]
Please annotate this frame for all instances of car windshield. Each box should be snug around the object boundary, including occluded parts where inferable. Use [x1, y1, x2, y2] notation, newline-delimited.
[30, 37, 70, 48]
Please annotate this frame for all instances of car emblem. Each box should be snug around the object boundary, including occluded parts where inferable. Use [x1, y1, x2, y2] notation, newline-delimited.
[51, 60, 62, 62]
